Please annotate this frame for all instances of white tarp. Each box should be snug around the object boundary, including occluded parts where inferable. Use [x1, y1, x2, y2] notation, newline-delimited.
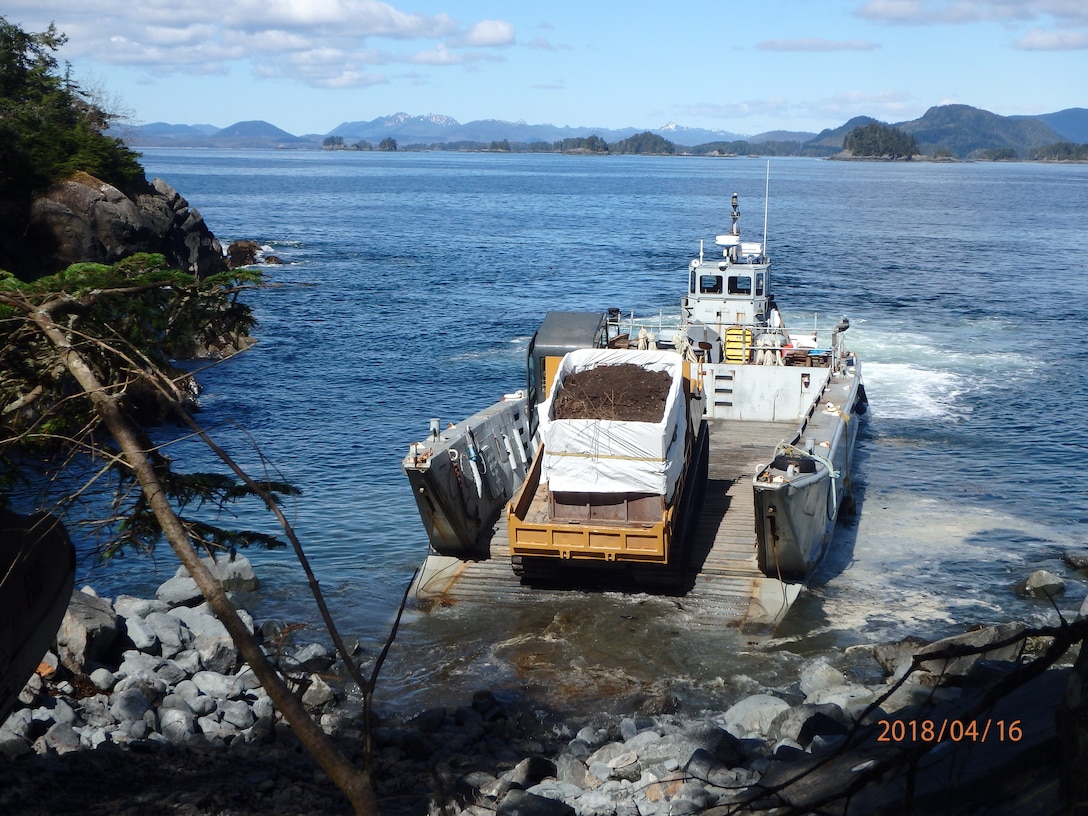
[537, 348, 688, 500]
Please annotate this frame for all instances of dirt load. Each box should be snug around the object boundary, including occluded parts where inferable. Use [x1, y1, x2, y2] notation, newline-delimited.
[552, 363, 672, 422]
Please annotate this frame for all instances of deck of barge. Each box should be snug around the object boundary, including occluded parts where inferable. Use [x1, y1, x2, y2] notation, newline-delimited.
[410, 419, 802, 628]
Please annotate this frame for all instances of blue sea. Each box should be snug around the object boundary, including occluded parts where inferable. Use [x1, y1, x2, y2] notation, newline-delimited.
[53, 150, 1088, 716]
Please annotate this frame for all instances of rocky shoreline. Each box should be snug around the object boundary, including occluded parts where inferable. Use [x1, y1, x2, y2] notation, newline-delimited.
[1, 557, 1082, 815]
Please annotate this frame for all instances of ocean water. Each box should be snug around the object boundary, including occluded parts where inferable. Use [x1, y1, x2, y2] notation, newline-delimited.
[54, 150, 1088, 717]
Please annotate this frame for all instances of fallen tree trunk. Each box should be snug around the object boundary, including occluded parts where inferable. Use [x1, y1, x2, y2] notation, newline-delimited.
[24, 303, 378, 816]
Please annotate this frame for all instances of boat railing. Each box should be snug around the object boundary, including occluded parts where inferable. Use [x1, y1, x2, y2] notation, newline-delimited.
[606, 308, 679, 348]
[605, 309, 853, 369]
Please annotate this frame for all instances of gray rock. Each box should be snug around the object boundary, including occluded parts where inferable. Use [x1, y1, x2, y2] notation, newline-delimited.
[168, 604, 225, 638]
[193, 634, 239, 674]
[459, 770, 502, 802]
[809, 732, 848, 755]
[145, 611, 189, 658]
[684, 747, 727, 782]
[574, 788, 622, 816]
[865, 636, 932, 680]
[76, 695, 113, 729]
[156, 575, 203, 607]
[56, 590, 118, 673]
[153, 659, 190, 687]
[565, 737, 591, 760]
[159, 707, 196, 742]
[114, 673, 170, 701]
[283, 642, 334, 673]
[173, 678, 202, 704]
[18, 672, 44, 706]
[233, 665, 262, 692]
[650, 725, 746, 772]
[251, 692, 275, 720]
[586, 740, 634, 768]
[122, 614, 159, 651]
[577, 725, 606, 747]
[24, 175, 227, 279]
[675, 780, 717, 810]
[1061, 551, 1088, 572]
[118, 650, 166, 677]
[113, 594, 170, 620]
[242, 715, 276, 745]
[219, 699, 256, 730]
[191, 670, 242, 700]
[1017, 569, 1065, 600]
[606, 750, 641, 782]
[78, 726, 112, 751]
[43, 722, 83, 755]
[723, 694, 791, 738]
[190, 694, 218, 717]
[798, 658, 848, 697]
[50, 698, 81, 727]
[796, 710, 849, 748]
[525, 779, 584, 801]
[1, 709, 34, 741]
[914, 623, 1027, 678]
[497, 789, 576, 816]
[768, 703, 845, 743]
[160, 693, 195, 714]
[173, 648, 204, 676]
[408, 706, 447, 733]
[197, 712, 238, 741]
[508, 756, 558, 788]
[588, 760, 612, 784]
[301, 673, 336, 709]
[176, 554, 260, 593]
[555, 753, 601, 790]
[622, 729, 663, 754]
[110, 687, 152, 723]
[0, 732, 33, 760]
[803, 683, 875, 716]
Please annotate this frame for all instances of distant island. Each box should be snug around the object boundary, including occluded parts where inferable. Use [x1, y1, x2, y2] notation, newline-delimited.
[112, 105, 1088, 161]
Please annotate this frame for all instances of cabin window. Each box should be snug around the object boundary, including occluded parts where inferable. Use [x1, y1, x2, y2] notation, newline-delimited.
[728, 275, 752, 295]
[699, 274, 723, 294]
[689, 270, 696, 294]
[755, 273, 765, 296]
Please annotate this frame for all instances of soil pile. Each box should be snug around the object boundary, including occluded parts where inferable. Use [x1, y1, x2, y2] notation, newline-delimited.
[553, 364, 672, 422]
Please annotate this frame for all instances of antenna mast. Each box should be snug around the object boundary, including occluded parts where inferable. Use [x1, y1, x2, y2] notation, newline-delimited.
[763, 161, 770, 256]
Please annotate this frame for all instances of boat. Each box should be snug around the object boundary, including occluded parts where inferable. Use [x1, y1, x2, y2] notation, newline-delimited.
[1, 508, 76, 725]
[402, 191, 866, 625]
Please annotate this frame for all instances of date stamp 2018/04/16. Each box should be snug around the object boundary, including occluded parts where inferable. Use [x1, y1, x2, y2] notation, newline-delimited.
[877, 718, 1023, 744]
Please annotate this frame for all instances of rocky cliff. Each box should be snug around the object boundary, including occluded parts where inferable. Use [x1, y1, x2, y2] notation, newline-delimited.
[2, 172, 227, 281]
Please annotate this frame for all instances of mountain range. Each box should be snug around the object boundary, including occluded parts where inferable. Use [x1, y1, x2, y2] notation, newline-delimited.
[110, 105, 1088, 158]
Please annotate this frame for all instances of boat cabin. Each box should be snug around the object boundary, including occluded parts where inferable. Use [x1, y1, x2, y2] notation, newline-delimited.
[681, 193, 777, 338]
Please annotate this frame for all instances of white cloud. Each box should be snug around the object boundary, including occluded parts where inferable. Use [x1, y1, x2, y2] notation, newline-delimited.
[1015, 26, 1088, 48]
[681, 91, 916, 129]
[758, 38, 881, 51]
[409, 44, 463, 65]
[4, 0, 514, 86]
[853, 0, 1088, 55]
[455, 20, 515, 47]
[525, 37, 561, 51]
[855, 0, 1085, 25]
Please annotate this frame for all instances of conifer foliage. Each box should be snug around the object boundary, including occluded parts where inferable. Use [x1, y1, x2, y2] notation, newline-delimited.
[843, 121, 920, 158]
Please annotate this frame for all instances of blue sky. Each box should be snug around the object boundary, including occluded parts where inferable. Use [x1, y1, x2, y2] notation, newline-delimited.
[6, 1, 1086, 136]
